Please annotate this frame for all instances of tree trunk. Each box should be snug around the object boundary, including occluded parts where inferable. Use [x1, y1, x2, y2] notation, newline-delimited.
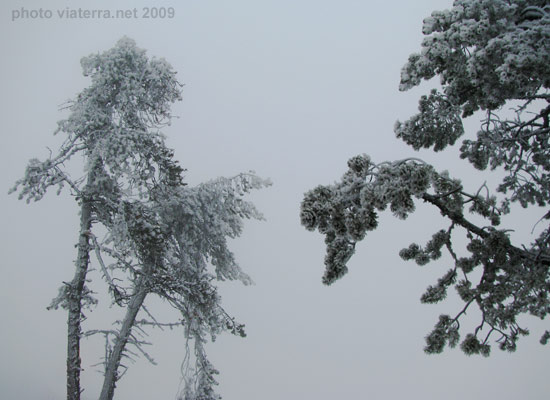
[99, 276, 148, 400]
[66, 197, 93, 400]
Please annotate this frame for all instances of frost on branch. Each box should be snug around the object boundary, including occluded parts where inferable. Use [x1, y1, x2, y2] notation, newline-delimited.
[301, 155, 433, 284]
[10, 36, 184, 208]
[398, 1, 550, 210]
[11, 37, 270, 400]
[399, 0, 550, 116]
[395, 90, 464, 152]
[301, 153, 550, 354]
[94, 172, 270, 400]
[302, 0, 550, 355]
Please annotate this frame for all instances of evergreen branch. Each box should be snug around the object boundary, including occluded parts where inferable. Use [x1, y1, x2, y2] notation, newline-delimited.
[422, 192, 550, 266]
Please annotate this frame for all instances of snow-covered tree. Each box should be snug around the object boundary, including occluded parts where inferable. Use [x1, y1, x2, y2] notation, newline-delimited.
[96, 173, 268, 400]
[300, 0, 550, 355]
[11, 38, 269, 400]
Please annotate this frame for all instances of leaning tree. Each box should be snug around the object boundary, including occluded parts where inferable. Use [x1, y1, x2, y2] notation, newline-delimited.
[301, 0, 550, 355]
[11, 37, 269, 400]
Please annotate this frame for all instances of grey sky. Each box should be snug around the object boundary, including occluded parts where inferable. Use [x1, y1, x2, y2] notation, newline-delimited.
[1, 1, 549, 399]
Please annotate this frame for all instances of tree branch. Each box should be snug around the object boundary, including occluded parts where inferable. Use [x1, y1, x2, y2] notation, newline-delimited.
[422, 192, 550, 266]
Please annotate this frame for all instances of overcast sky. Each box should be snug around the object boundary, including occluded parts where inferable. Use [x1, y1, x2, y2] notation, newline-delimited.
[1, 1, 549, 399]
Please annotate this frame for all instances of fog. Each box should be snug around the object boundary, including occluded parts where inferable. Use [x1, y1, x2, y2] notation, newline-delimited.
[1, 1, 549, 399]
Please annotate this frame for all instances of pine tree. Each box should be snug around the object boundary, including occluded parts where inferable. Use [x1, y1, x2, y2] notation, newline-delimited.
[11, 37, 269, 400]
[300, 0, 550, 355]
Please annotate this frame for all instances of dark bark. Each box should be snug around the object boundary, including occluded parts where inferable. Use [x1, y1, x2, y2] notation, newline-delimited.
[422, 192, 550, 266]
[66, 197, 93, 400]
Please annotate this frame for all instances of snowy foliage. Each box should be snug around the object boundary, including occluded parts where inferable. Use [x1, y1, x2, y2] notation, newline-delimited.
[11, 37, 184, 206]
[400, 0, 550, 115]
[101, 172, 269, 400]
[301, 0, 550, 355]
[11, 38, 270, 400]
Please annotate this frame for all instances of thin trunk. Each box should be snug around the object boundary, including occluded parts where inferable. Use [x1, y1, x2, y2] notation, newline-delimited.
[99, 276, 149, 400]
[66, 197, 93, 400]
[67, 163, 98, 400]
